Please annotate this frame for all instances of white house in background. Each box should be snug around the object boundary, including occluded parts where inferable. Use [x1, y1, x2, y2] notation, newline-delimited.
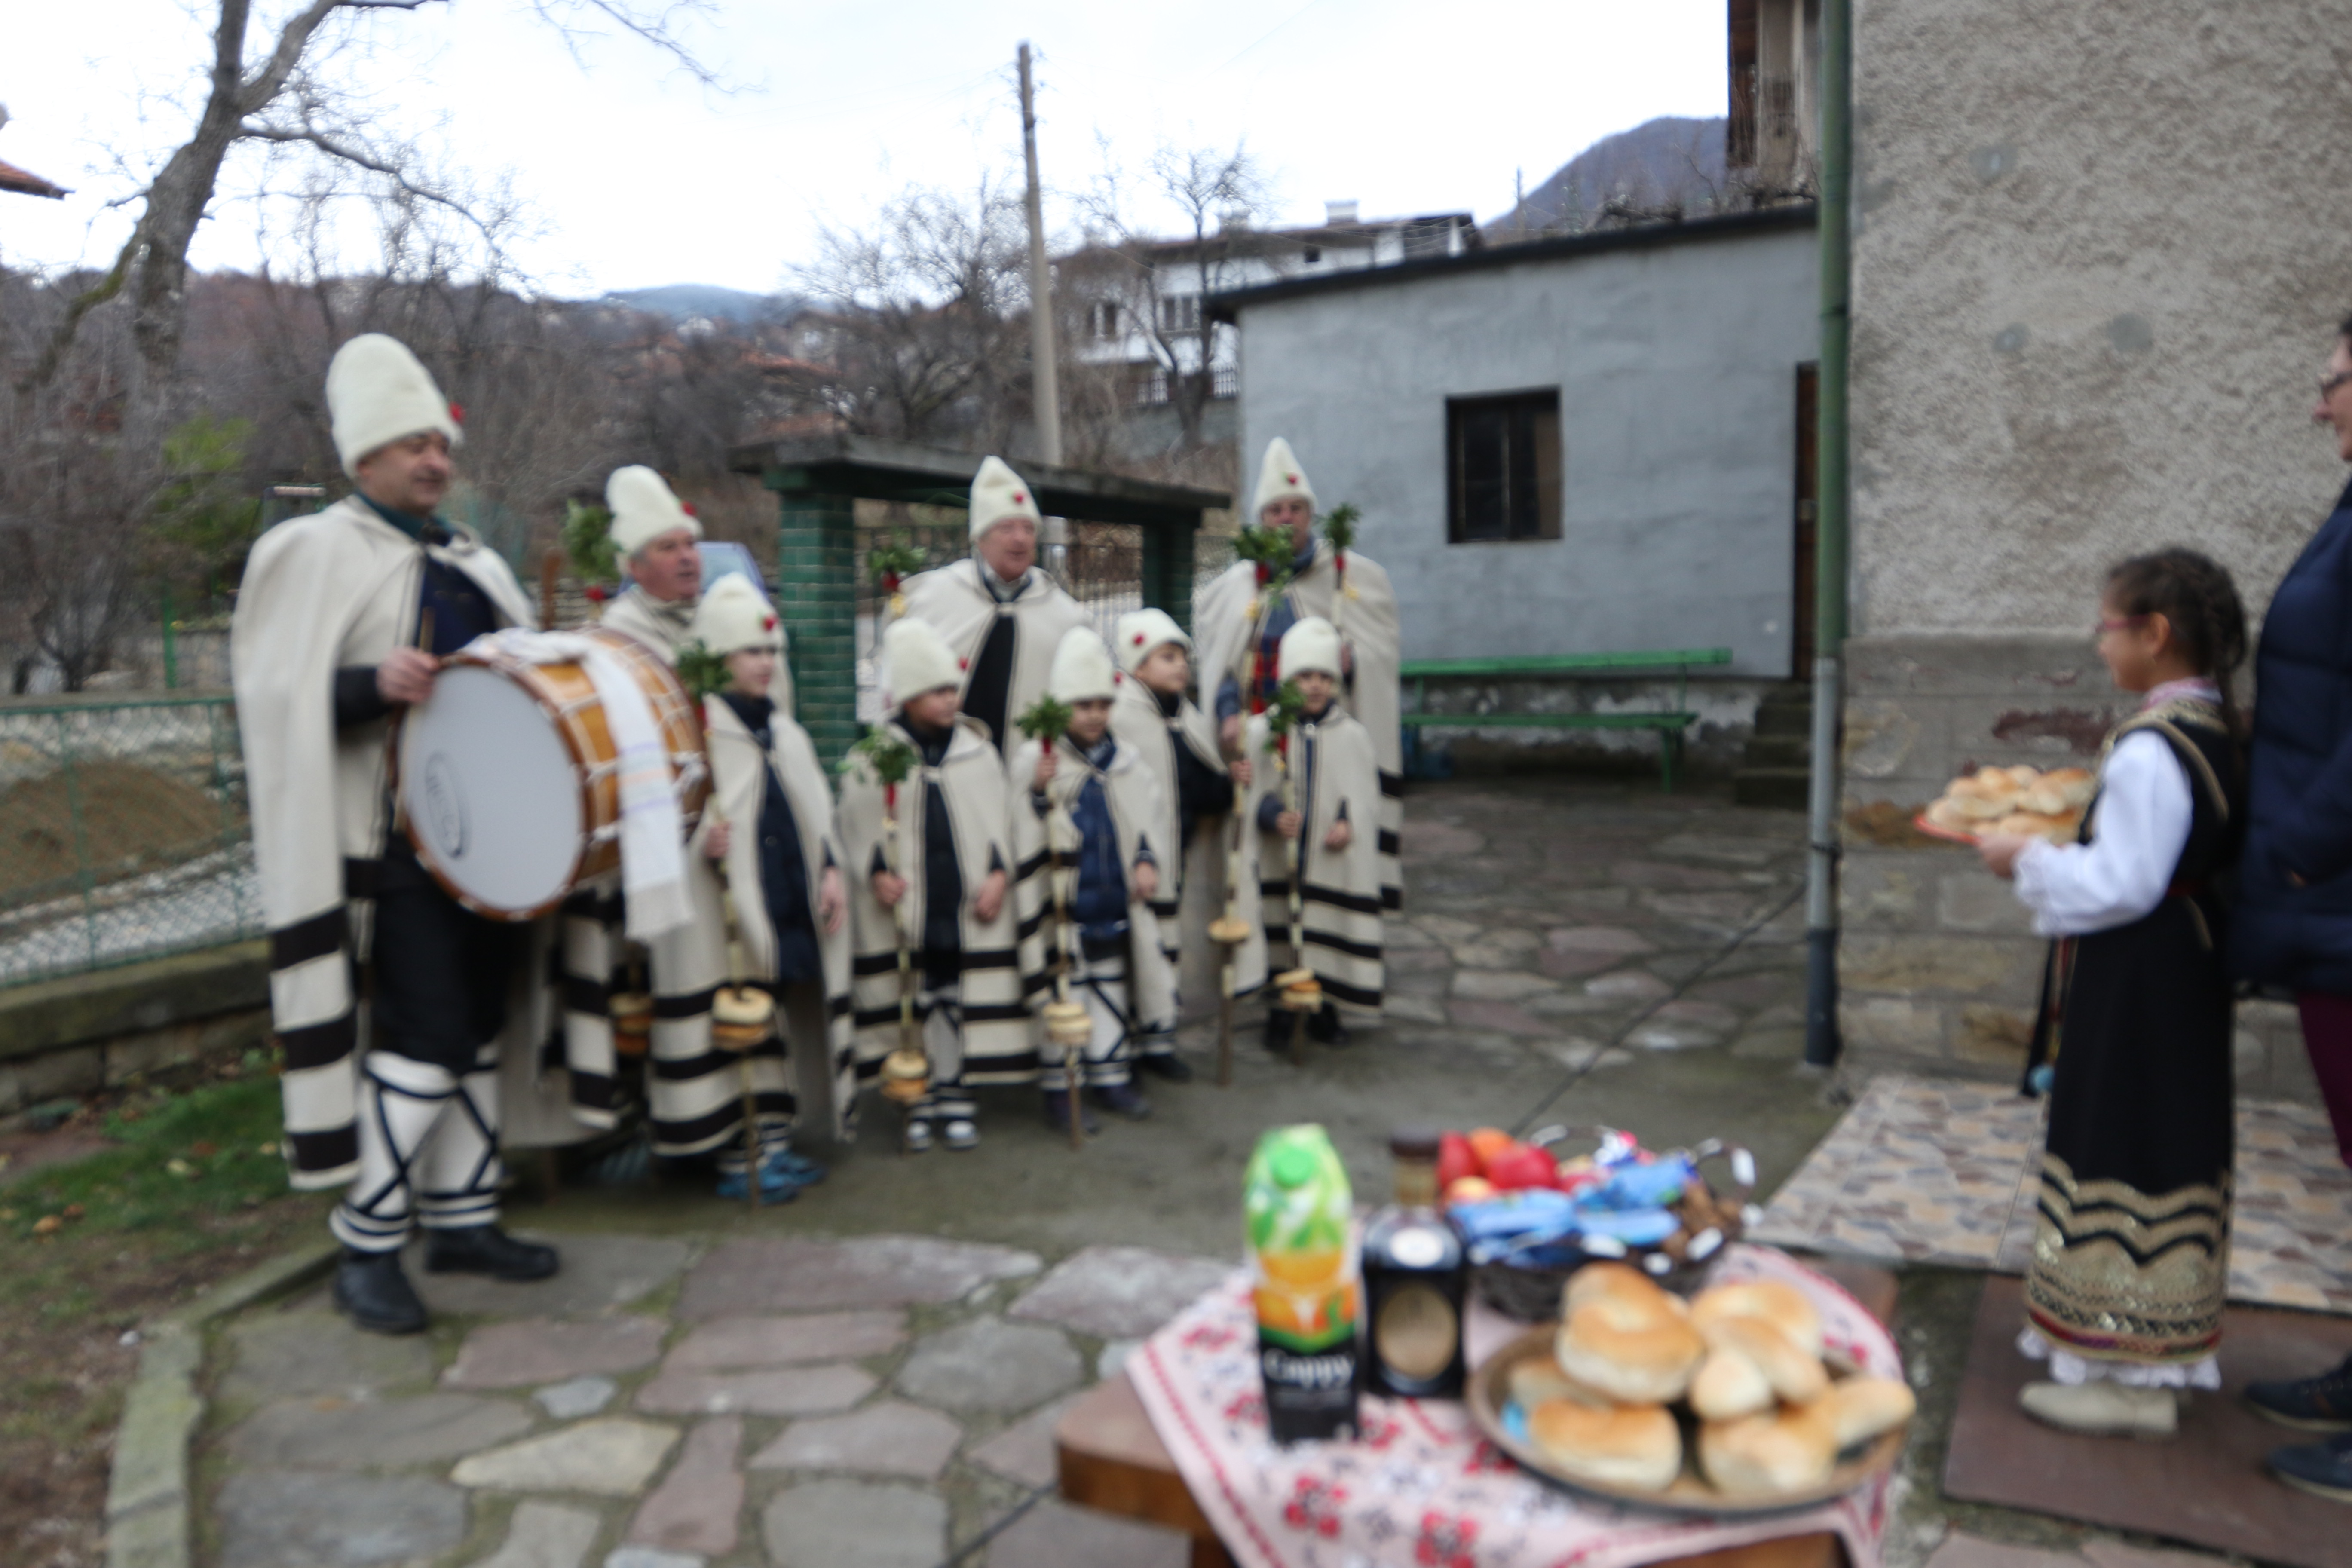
[1061, 204, 1481, 408]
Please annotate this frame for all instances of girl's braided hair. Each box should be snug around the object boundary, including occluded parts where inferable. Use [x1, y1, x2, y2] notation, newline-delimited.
[2106, 547, 2249, 733]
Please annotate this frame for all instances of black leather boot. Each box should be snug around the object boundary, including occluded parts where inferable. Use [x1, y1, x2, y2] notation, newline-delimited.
[1307, 1003, 1352, 1048]
[423, 1225, 560, 1281]
[1262, 1009, 1299, 1054]
[333, 1247, 429, 1335]
[1138, 1052, 1194, 1082]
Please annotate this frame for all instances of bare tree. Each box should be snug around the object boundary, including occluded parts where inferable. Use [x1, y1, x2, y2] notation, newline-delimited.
[788, 179, 1030, 448]
[1076, 140, 1270, 452]
[23, 0, 717, 393]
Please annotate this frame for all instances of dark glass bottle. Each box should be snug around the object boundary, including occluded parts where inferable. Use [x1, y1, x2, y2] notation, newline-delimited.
[1361, 1125, 1469, 1399]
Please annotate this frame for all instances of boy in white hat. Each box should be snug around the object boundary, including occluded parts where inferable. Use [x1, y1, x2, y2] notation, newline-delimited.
[232, 334, 609, 1335]
[838, 618, 1039, 1149]
[1108, 607, 1250, 1078]
[1231, 616, 1386, 1052]
[1193, 438, 1403, 918]
[682, 575, 855, 1196]
[1009, 627, 1176, 1128]
[889, 455, 1089, 756]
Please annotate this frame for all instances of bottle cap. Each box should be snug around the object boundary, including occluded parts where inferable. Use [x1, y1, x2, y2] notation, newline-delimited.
[1390, 1124, 1442, 1161]
[1270, 1145, 1319, 1188]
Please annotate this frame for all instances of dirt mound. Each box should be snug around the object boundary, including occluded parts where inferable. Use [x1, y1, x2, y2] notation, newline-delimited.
[0, 760, 236, 907]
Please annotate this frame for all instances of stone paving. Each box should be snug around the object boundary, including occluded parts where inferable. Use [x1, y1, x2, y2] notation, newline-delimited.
[185, 778, 1871, 1568]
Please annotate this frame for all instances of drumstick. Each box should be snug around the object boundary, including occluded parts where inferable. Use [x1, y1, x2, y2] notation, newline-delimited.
[387, 607, 437, 841]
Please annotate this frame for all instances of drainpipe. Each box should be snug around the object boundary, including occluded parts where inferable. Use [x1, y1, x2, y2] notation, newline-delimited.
[1803, 0, 1853, 1069]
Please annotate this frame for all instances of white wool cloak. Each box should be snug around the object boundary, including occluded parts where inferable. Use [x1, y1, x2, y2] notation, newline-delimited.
[231, 496, 615, 1188]
[1005, 732, 1178, 1035]
[703, 696, 857, 1139]
[888, 560, 1087, 740]
[1230, 705, 1386, 1017]
[1109, 678, 1228, 971]
[1194, 538, 1403, 915]
[600, 583, 795, 712]
[838, 717, 1045, 1087]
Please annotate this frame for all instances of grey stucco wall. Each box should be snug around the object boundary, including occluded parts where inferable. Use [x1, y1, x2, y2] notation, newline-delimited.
[1233, 226, 1820, 678]
[1849, 0, 2352, 636]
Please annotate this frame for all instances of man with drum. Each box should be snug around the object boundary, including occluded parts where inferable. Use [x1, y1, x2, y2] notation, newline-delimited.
[234, 334, 601, 1334]
[594, 465, 818, 1198]
[889, 456, 1090, 756]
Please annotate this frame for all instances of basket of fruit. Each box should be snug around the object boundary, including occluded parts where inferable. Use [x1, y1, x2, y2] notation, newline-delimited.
[1441, 1125, 1760, 1321]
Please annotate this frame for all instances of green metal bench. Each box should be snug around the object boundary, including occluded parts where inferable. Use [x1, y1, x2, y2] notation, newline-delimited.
[1398, 648, 1734, 791]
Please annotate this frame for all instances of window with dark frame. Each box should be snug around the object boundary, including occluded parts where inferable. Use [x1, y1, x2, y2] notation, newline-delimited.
[1446, 389, 1562, 543]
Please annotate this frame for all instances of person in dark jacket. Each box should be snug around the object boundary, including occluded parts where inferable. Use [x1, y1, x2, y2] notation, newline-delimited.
[2233, 312, 2352, 1501]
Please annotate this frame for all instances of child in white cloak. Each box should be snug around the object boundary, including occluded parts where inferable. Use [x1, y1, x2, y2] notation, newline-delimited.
[839, 619, 1032, 1151]
[1234, 616, 1386, 1051]
[1108, 607, 1250, 1079]
[1010, 628, 1177, 1131]
[689, 575, 854, 1197]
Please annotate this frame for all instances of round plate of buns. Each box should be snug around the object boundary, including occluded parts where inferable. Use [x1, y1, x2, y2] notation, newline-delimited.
[1917, 764, 2094, 847]
[1466, 1263, 1914, 1515]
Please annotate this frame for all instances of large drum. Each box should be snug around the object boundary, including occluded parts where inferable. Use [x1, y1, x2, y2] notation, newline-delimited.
[398, 628, 709, 920]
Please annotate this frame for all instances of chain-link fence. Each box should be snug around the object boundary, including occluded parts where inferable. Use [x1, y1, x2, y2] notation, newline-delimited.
[0, 695, 258, 989]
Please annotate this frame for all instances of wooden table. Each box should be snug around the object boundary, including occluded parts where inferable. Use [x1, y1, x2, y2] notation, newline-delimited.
[1055, 1258, 1899, 1568]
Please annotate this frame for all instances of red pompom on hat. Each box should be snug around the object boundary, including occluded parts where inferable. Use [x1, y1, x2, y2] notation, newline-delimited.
[763, 614, 778, 631]
[681, 502, 698, 517]
[448, 401, 466, 426]
[1133, 631, 1146, 645]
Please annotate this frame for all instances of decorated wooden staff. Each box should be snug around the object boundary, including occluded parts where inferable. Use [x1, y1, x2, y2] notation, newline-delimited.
[1263, 680, 1322, 1050]
[678, 641, 778, 1210]
[848, 728, 928, 1149]
[1321, 502, 1360, 648]
[1215, 521, 1304, 1075]
[1018, 692, 1090, 1149]
[869, 536, 926, 620]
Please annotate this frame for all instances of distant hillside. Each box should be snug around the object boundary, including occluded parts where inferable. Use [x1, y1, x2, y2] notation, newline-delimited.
[1488, 116, 1729, 237]
[604, 283, 799, 323]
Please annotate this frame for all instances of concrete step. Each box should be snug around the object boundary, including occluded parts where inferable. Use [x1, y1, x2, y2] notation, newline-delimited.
[1743, 734, 1810, 769]
[1752, 700, 1813, 736]
[1733, 767, 1812, 810]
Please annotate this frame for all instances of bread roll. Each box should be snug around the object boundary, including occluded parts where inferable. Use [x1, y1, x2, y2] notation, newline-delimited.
[1507, 1357, 1581, 1411]
[1557, 1294, 1707, 1405]
[1821, 1375, 1916, 1446]
[1688, 1344, 1775, 1421]
[1528, 1398, 1682, 1493]
[2042, 767, 2096, 808]
[1924, 799, 1977, 836]
[2003, 765, 2042, 787]
[1699, 1404, 1838, 1496]
[1562, 1261, 1669, 1318]
[1690, 1280, 1824, 1361]
[1945, 768, 2023, 819]
[1697, 1316, 1828, 1405]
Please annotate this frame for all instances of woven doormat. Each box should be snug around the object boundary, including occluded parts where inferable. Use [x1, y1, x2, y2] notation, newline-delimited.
[1944, 1276, 2352, 1568]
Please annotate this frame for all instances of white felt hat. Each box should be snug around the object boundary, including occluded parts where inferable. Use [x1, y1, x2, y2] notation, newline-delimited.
[690, 573, 781, 657]
[884, 618, 962, 702]
[1049, 627, 1118, 704]
[1279, 616, 1342, 681]
[969, 455, 1043, 541]
[1251, 437, 1317, 517]
[326, 334, 462, 477]
[1115, 608, 1190, 674]
[607, 466, 703, 557]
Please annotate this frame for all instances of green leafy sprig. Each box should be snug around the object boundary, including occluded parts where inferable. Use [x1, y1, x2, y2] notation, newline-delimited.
[1319, 502, 1360, 555]
[869, 538, 927, 587]
[564, 500, 619, 584]
[676, 640, 732, 705]
[1016, 693, 1074, 746]
[1262, 679, 1311, 738]
[842, 727, 917, 787]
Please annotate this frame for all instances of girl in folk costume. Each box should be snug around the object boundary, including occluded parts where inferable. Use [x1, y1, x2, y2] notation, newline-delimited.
[1978, 548, 2249, 1439]
[1109, 607, 1249, 1078]
[889, 456, 1090, 756]
[1194, 438, 1404, 918]
[1231, 617, 1386, 1052]
[840, 619, 1042, 1150]
[686, 575, 855, 1198]
[1010, 628, 1179, 1130]
[233, 334, 610, 1335]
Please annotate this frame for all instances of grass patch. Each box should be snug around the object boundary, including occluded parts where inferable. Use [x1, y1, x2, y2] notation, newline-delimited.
[2, 1075, 297, 1246]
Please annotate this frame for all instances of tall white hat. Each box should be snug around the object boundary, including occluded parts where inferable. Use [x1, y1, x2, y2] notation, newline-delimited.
[1278, 616, 1342, 681]
[1114, 608, 1190, 674]
[689, 573, 782, 657]
[1251, 437, 1317, 517]
[1048, 627, 1118, 704]
[884, 618, 962, 703]
[607, 466, 703, 557]
[969, 455, 1043, 542]
[326, 334, 462, 477]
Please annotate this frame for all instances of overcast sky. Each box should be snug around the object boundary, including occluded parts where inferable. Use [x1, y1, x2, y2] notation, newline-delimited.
[1, 0, 1726, 299]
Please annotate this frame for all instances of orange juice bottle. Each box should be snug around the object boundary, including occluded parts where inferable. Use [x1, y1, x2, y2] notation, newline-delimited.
[1245, 1125, 1360, 1442]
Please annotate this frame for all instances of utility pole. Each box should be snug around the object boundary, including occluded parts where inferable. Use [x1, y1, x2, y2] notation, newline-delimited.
[1018, 42, 1062, 467]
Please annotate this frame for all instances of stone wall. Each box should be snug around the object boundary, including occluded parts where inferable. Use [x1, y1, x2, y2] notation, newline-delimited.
[1835, 632, 2314, 1098]
[0, 942, 269, 1115]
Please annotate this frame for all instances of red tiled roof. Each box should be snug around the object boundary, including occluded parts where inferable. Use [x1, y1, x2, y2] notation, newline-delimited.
[0, 159, 69, 199]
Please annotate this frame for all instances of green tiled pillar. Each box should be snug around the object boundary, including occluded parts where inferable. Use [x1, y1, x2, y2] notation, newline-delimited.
[774, 486, 859, 768]
[1141, 517, 1201, 636]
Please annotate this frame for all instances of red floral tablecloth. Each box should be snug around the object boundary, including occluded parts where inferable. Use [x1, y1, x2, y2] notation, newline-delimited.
[1128, 1244, 1900, 1568]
